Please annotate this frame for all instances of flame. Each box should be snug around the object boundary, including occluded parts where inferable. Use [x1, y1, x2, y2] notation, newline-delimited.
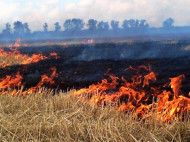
[88, 39, 94, 44]
[21, 53, 48, 65]
[24, 67, 58, 93]
[81, 39, 95, 44]
[14, 38, 21, 48]
[0, 72, 22, 89]
[75, 66, 190, 122]
[0, 39, 60, 68]
[143, 72, 156, 87]
[169, 74, 185, 98]
[49, 52, 60, 59]
[0, 67, 58, 96]
[0, 48, 48, 67]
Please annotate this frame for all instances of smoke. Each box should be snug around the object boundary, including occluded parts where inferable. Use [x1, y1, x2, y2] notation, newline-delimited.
[71, 42, 190, 62]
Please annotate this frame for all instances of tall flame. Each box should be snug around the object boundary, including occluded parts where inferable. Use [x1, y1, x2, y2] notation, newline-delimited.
[169, 74, 185, 98]
[0, 72, 22, 89]
[75, 66, 190, 122]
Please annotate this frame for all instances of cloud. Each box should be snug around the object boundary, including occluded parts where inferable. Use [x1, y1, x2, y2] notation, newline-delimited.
[64, 0, 190, 27]
[0, 0, 190, 31]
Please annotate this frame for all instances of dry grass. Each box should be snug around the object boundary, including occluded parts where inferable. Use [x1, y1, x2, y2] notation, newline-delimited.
[0, 56, 25, 67]
[0, 89, 189, 142]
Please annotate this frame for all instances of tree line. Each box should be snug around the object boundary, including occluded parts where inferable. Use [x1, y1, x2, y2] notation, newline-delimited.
[2, 18, 175, 35]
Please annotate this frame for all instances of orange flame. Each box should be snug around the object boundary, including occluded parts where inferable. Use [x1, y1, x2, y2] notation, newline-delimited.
[25, 67, 58, 93]
[49, 52, 60, 59]
[0, 66, 58, 96]
[0, 72, 22, 89]
[143, 72, 157, 87]
[14, 38, 21, 48]
[0, 39, 60, 68]
[21, 53, 48, 65]
[75, 66, 190, 122]
[169, 74, 185, 98]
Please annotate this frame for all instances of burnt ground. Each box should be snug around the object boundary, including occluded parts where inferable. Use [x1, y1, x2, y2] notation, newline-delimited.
[1, 40, 190, 96]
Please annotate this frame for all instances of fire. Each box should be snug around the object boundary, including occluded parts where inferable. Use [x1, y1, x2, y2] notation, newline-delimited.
[0, 72, 22, 89]
[8, 39, 21, 51]
[169, 74, 185, 98]
[88, 39, 94, 44]
[0, 67, 58, 96]
[21, 53, 48, 65]
[0, 38, 189, 123]
[143, 72, 156, 87]
[81, 39, 95, 44]
[0, 39, 60, 68]
[75, 66, 190, 122]
[0, 48, 48, 67]
[36, 67, 57, 87]
[49, 52, 60, 59]
[24, 67, 58, 93]
[14, 38, 21, 48]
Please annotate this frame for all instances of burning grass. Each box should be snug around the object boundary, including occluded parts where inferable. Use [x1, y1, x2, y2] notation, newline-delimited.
[0, 89, 190, 142]
[75, 66, 190, 123]
[0, 39, 59, 68]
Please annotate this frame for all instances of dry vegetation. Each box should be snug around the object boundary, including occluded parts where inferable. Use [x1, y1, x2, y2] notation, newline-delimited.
[0, 89, 189, 142]
[0, 53, 25, 67]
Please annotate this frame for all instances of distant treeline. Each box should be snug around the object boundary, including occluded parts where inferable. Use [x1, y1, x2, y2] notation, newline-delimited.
[1, 18, 190, 40]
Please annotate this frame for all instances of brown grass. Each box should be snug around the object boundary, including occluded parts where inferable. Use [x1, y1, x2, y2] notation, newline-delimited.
[0, 56, 25, 67]
[0, 89, 189, 142]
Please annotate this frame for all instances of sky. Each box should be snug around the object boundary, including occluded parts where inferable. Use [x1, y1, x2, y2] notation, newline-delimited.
[0, 0, 190, 31]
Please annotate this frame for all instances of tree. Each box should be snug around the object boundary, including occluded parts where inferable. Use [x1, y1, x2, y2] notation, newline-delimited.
[111, 20, 119, 31]
[2, 23, 11, 35]
[54, 22, 61, 32]
[87, 19, 97, 31]
[135, 20, 139, 28]
[14, 21, 25, 34]
[139, 20, 146, 28]
[23, 23, 31, 33]
[163, 18, 174, 28]
[122, 19, 149, 31]
[104, 22, 109, 31]
[128, 19, 136, 28]
[122, 20, 129, 30]
[97, 21, 109, 31]
[139, 20, 149, 30]
[97, 21, 104, 30]
[43, 23, 48, 32]
[72, 18, 84, 31]
[64, 19, 74, 31]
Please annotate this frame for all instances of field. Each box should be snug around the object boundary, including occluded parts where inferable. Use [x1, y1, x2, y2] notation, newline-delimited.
[0, 39, 190, 141]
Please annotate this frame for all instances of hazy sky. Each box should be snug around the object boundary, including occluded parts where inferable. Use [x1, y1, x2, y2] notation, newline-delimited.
[0, 0, 190, 31]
